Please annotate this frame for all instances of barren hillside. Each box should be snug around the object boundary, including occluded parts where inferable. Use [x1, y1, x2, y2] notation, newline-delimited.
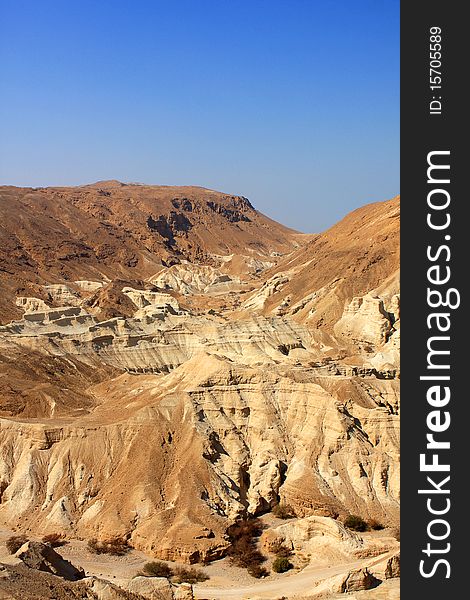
[0, 182, 303, 324]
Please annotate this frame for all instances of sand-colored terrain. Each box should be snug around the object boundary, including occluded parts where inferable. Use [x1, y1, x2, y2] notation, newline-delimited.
[0, 184, 399, 598]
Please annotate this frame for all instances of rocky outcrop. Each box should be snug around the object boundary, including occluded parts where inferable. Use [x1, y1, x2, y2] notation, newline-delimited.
[149, 264, 242, 296]
[242, 274, 290, 311]
[15, 541, 84, 581]
[0, 564, 147, 600]
[333, 295, 393, 348]
[261, 516, 363, 561]
[125, 577, 174, 599]
[340, 567, 381, 592]
[172, 584, 193, 599]
[147, 212, 193, 247]
[15, 296, 49, 313]
[310, 566, 381, 597]
[206, 200, 251, 223]
[373, 551, 400, 580]
[122, 287, 181, 313]
[384, 553, 400, 579]
[0, 302, 325, 375]
[44, 284, 82, 307]
[85, 577, 148, 599]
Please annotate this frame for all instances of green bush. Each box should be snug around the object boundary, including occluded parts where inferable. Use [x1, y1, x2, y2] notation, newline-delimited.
[141, 561, 173, 578]
[272, 557, 293, 573]
[6, 535, 28, 554]
[344, 515, 368, 532]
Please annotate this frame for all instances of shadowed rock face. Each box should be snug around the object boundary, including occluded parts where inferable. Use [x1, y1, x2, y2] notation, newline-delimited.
[16, 541, 84, 581]
[0, 188, 399, 564]
[206, 200, 252, 223]
[147, 212, 193, 247]
[340, 568, 381, 592]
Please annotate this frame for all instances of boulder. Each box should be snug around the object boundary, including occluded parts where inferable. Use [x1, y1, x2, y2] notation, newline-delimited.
[125, 576, 173, 599]
[173, 583, 194, 600]
[341, 567, 381, 592]
[385, 552, 400, 579]
[15, 541, 84, 581]
[334, 295, 393, 347]
[84, 577, 147, 599]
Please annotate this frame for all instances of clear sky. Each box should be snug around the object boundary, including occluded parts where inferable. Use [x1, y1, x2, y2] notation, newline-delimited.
[0, 0, 399, 232]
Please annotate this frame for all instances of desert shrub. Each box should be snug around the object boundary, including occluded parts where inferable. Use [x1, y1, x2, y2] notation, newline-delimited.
[105, 537, 130, 555]
[226, 518, 264, 541]
[368, 519, 384, 531]
[140, 561, 173, 578]
[87, 538, 104, 554]
[268, 538, 284, 554]
[228, 536, 252, 558]
[275, 545, 293, 558]
[247, 564, 269, 578]
[235, 547, 266, 569]
[344, 515, 368, 532]
[227, 536, 266, 569]
[6, 535, 28, 554]
[87, 537, 130, 556]
[172, 566, 209, 584]
[226, 517, 267, 573]
[272, 503, 295, 519]
[272, 556, 293, 573]
[268, 538, 293, 558]
[42, 533, 67, 547]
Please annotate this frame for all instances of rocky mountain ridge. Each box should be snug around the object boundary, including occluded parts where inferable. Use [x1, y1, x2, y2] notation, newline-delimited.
[0, 182, 304, 324]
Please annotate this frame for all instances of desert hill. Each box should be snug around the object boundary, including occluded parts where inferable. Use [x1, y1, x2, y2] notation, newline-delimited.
[241, 196, 400, 331]
[0, 182, 303, 324]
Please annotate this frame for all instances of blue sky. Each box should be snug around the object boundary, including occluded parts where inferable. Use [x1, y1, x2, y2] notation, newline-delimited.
[0, 0, 399, 232]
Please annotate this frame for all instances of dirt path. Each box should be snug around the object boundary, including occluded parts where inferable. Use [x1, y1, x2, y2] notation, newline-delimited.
[194, 556, 369, 599]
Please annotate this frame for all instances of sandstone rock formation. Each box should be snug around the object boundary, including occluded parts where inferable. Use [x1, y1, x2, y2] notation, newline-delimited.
[125, 577, 174, 599]
[15, 540, 84, 580]
[261, 516, 364, 563]
[338, 567, 381, 593]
